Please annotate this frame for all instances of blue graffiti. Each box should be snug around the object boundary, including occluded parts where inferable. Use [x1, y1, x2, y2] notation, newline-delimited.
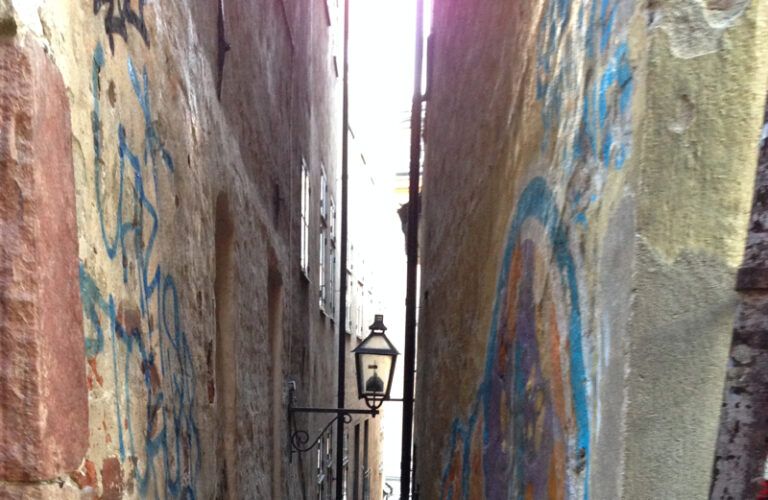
[582, 40, 632, 169]
[81, 42, 199, 498]
[440, 178, 590, 499]
[536, 0, 634, 222]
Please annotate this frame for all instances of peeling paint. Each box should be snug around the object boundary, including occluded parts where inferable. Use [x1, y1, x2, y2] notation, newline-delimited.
[654, 0, 748, 59]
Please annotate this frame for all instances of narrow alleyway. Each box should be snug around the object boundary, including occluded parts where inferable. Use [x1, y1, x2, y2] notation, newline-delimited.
[2, 1, 768, 499]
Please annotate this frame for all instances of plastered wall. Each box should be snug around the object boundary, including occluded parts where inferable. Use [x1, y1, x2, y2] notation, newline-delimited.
[414, 0, 768, 498]
[0, 0, 372, 498]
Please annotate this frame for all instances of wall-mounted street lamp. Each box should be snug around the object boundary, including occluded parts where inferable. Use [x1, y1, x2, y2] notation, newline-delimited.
[353, 314, 398, 410]
[288, 314, 399, 460]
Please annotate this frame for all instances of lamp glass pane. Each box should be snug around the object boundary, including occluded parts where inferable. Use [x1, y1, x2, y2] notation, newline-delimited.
[358, 353, 393, 397]
[360, 333, 391, 351]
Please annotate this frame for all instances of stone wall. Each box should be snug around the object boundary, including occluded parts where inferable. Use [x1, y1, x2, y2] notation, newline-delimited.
[0, 0, 379, 498]
[710, 96, 768, 500]
[414, 0, 768, 498]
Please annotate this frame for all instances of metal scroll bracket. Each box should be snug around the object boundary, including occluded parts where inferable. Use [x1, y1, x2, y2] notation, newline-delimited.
[287, 381, 378, 462]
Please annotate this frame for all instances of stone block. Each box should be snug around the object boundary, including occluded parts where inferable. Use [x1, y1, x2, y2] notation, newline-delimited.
[0, 37, 87, 481]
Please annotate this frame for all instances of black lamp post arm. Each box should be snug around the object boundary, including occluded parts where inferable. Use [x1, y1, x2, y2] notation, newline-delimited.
[287, 384, 378, 460]
[290, 406, 379, 415]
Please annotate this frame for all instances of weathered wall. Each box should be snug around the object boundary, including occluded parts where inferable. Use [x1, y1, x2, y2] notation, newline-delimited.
[0, 0, 375, 498]
[709, 96, 768, 500]
[623, 3, 768, 498]
[414, 0, 768, 498]
[0, 35, 87, 485]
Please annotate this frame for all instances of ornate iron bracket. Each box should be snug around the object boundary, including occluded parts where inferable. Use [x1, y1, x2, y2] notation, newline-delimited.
[287, 382, 378, 462]
[290, 411, 353, 455]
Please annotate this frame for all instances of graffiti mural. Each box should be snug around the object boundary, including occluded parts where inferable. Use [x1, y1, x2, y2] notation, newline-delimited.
[440, 178, 589, 499]
[79, 42, 199, 498]
[93, 0, 150, 53]
[439, 0, 635, 497]
[535, 0, 634, 224]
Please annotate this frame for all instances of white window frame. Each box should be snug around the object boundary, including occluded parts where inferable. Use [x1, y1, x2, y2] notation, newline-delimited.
[356, 281, 365, 339]
[300, 158, 310, 277]
[328, 241, 336, 319]
[319, 231, 326, 311]
[318, 170, 334, 316]
[320, 166, 328, 223]
[345, 269, 353, 334]
[329, 198, 336, 242]
[327, 197, 337, 318]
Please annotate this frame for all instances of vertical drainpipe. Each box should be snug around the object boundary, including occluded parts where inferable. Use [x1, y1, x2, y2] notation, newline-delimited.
[336, 0, 351, 497]
[710, 98, 768, 499]
[401, 0, 424, 496]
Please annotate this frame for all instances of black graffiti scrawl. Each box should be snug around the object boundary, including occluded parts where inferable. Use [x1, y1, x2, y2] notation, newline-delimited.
[94, 0, 150, 53]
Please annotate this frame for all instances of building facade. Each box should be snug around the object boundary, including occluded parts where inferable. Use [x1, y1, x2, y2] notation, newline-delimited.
[414, 0, 768, 498]
[0, 0, 381, 498]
